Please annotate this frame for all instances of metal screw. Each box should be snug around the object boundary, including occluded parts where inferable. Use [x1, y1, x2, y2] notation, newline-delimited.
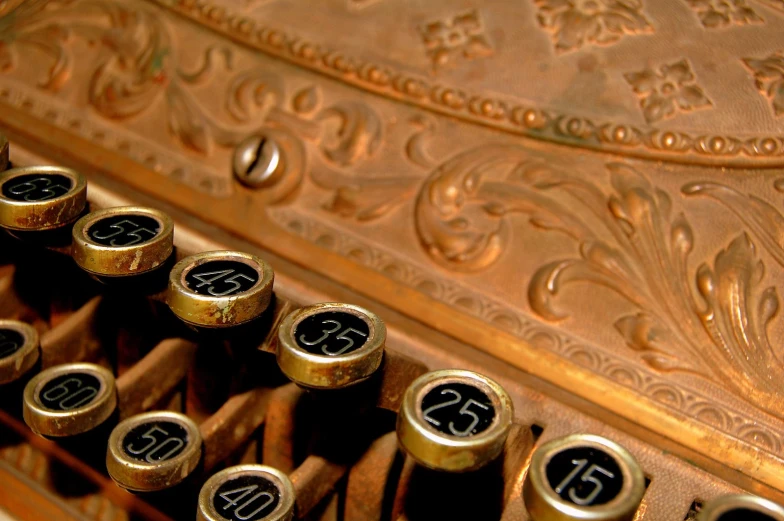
[233, 134, 283, 188]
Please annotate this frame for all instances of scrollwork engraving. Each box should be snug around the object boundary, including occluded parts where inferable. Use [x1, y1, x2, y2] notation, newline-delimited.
[410, 145, 784, 417]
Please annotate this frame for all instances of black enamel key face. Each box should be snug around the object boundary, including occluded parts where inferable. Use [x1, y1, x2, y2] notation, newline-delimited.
[213, 475, 281, 521]
[420, 382, 495, 437]
[88, 214, 161, 247]
[123, 421, 189, 463]
[294, 311, 370, 356]
[2, 174, 73, 202]
[0, 328, 25, 359]
[185, 260, 260, 297]
[38, 373, 102, 411]
[717, 509, 775, 521]
[545, 446, 624, 507]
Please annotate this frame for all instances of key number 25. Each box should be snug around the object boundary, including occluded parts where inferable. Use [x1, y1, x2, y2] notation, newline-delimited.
[298, 319, 368, 356]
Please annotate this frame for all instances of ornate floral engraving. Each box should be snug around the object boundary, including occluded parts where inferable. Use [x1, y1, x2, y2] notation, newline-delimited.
[404, 144, 784, 417]
[269, 206, 784, 454]
[743, 50, 784, 117]
[683, 181, 784, 267]
[624, 59, 713, 123]
[684, 0, 763, 27]
[148, 0, 784, 165]
[0, 1, 282, 156]
[532, 0, 653, 53]
[419, 10, 493, 69]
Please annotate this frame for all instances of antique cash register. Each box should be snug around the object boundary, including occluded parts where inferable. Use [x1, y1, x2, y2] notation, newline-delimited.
[1, 0, 784, 519]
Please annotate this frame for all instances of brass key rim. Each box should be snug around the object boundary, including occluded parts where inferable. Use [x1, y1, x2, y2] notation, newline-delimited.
[523, 434, 645, 521]
[397, 369, 513, 472]
[107, 410, 203, 492]
[0, 166, 87, 230]
[697, 494, 784, 521]
[276, 302, 386, 389]
[23, 363, 117, 437]
[198, 464, 296, 521]
[0, 319, 39, 385]
[167, 250, 275, 327]
[71, 206, 174, 276]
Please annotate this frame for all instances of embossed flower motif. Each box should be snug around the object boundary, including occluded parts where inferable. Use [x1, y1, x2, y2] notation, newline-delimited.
[685, 0, 763, 28]
[623, 59, 713, 123]
[419, 10, 493, 69]
[533, 0, 653, 53]
[743, 50, 784, 117]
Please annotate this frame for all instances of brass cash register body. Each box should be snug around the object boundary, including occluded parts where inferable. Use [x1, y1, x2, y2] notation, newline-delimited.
[0, 0, 784, 519]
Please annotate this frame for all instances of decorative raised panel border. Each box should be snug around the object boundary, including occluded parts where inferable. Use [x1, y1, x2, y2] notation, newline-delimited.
[151, 0, 784, 167]
[268, 206, 784, 459]
[0, 78, 232, 198]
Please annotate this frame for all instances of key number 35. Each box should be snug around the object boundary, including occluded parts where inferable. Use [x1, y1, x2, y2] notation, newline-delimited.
[298, 319, 368, 356]
[554, 459, 615, 506]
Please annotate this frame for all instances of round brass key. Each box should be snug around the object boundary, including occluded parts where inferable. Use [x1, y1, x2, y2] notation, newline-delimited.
[697, 494, 784, 521]
[71, 206, 174, 277]
[276, 302, 386, 389]
[523, 434, 645, 521]
[396, 369, 513, 472]
[197, 464, 296, 521]
[0, 166, 87, 231]
[23, 363, 117, 437]
[107, 410, 202, 492]
[167, 250, 274, 328]
[0, 319, 39, 385]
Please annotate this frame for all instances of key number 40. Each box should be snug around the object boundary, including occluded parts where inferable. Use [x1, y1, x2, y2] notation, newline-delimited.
[218, 484, 276, 521]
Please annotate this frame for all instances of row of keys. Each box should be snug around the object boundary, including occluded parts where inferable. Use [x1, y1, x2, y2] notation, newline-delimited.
[2, 165, 782, 520]
[195, 464, 783, 521]
[14, 341, 783, 521]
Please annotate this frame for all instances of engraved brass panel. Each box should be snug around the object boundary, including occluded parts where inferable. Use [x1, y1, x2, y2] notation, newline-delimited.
[0, 0, 783, 515]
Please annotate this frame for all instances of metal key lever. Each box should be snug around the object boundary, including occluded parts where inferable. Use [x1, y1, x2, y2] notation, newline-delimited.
[23, 337, 196, 438]
[107, 387, 274, 493]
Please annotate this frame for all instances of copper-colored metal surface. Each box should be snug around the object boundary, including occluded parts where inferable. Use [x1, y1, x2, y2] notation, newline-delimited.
[1, 0, 784, 518]
[115, 337, 198, 419]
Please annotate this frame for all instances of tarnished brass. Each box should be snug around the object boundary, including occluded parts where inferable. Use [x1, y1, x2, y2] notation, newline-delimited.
[197, 464, 296, 521]
[71, 206, 174, 277]
[397, 369, 513, 472]
[22, 363, 117, 437]
[0, 166, 86, 231]
[167, 250, 275, 327]
[276, 302, 386, 389]
[0, 319, 38, 384]
[3, 0, 784, 518]
[697, 494, 784, 520]
[106, 410, 203, 492]
[523, 434, 646, 521]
